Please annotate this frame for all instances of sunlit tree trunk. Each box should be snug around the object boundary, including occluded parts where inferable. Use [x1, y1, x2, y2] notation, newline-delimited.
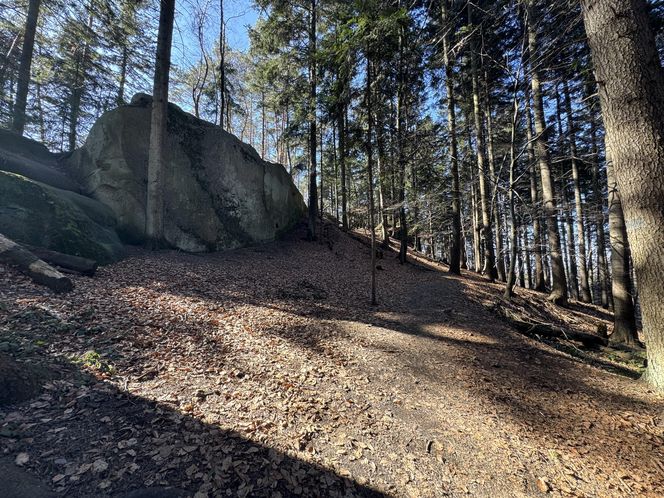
[581, 0, 664, 387]
[145, 0, 175, 247]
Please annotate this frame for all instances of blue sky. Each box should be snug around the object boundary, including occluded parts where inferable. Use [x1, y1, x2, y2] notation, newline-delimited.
[173, 0, 258, 67]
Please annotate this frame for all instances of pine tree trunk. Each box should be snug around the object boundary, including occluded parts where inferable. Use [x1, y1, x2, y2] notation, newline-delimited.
[581, 0, 664, 387]
[590, 117, 610, 308]
[145, 0, 175, 247]
[485, 74, 506, 282]
[442, 0, 461, 275]
[563, 80, 592, 302]
[526, 1, 567, 304]
[397, 1, 408, 264]
[505, 88, 520, 299]
[338, 102, 348, 229]
[11, 0, 41, 135]
[366, 57, 377, 305]
[469, 4, 497, 281]
[525, 98, 546, 292]
[307, 0, 318, 240]
[606, 152, 639, 345]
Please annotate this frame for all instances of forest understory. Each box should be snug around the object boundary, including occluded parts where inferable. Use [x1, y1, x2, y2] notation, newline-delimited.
[1, 222, 662, 498]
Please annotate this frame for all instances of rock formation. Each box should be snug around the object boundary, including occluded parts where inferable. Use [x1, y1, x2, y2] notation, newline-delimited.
[64, 93, 306, 252]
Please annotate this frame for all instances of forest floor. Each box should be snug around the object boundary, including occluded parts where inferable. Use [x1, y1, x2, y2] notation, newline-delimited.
[1, 221, 663, 497]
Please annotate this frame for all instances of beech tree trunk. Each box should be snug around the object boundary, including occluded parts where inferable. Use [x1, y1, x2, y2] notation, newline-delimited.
[366, 57, 377, 305]
[146, 0, 175, 247]
[526, 1, 567, 305]
[580, 0, 664, 388]
[11, 0, 41, 135]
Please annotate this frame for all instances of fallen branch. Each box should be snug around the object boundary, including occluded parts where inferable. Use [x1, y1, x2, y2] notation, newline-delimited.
[23, 245, 97, 276]
[0, 233, 73, 293]
[498, 306, 608, 348]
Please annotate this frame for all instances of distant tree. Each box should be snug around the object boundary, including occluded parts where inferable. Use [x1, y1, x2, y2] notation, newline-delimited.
[11, 0, 41, 135]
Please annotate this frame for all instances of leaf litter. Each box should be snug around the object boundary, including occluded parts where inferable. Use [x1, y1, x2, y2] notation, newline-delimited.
[0, 222, 663, 497]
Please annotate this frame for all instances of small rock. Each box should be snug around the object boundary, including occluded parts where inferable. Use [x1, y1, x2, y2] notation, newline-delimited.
[535, 477, 550, 493]
[15, 452, 29, 466]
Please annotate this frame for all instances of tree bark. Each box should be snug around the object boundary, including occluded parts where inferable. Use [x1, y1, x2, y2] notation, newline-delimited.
[469, 4, 497, 282]
[525, 97, 546, 291]
[307, 0, 318, 240]
[11, 0, 41, 136]
[605, 153, 639, 346]
[0, 234, 73, 293]
[146, 0, 176, 247]
[580, 0, 664, 387]
[366, 57, 377, 305]
[442, 0, 461, 275]
[563, 80, 592, 302]
[526, 1, 567, 305]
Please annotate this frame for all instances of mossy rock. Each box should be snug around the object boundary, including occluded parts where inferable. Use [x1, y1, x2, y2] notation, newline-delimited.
[0, 171, 124, 264]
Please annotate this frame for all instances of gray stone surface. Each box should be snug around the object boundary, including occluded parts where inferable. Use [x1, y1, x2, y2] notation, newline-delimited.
[64, 93, 306, 251]
[0, 171, 124, 264]
[0, 129, 80, 192]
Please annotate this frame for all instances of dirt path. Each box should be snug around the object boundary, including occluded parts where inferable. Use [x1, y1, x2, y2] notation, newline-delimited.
[1, 225, 663, 497]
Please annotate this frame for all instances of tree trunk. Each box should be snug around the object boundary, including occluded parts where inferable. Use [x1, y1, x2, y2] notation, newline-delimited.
[469, 4, 497, 282]
[526, 1, 567, 305]
[307, 0, 318, 240]
[0, 234, 73, 293]
[525, 97, 546, 291]
[442, 0, 462, 275]
[68, 9, 93, 151]
[580, 0, 664, 387]
[504, 87, 520, 299]
[145, 0, 175, 247]
[23, 245, 97, 276]
[397, 1, 408, 264]
[606, 152, 639, 346]
[11, 0, 41, 135]
[338, 101, 348, 229]
[563, 80, 592, 302]
[366, 57, 377, 305]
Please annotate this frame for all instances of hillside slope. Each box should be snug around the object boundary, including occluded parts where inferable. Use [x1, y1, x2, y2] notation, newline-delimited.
[1, 223, 662, 497]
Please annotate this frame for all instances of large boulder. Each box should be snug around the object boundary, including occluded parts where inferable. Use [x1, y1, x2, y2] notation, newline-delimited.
[63, 94, 306, 252]
[0, 129, 80, 192]
[0, 171, 124, 264]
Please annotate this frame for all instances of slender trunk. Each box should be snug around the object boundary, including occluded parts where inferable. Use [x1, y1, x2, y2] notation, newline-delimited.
[338, 101, 348, 229]
[526, 99, 546, 291]
[590, 118, 610, 307]
[68, 10, 93, 151]
[397, 3, 408, 264]
[581, 0, 664, 388]
[11, 0, 41, 135]
[469, 4, 497, 281]
[505, 87, 520, 299]
[485, 73, 506, 281]
[555, 90, 579, 300]
[307, 0, 318, 240]
[563, 80, 591, 302]
[366, 57, 377, 305]
[145, 0, 176, 247]
[442, 0, 461, 274]
[118, 43, 129, 106]
[526, 1, 567, 304]
[606, 151, 639, 345]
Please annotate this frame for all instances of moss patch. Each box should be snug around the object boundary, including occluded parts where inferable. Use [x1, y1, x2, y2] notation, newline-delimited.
[0, 171, 124, 264]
